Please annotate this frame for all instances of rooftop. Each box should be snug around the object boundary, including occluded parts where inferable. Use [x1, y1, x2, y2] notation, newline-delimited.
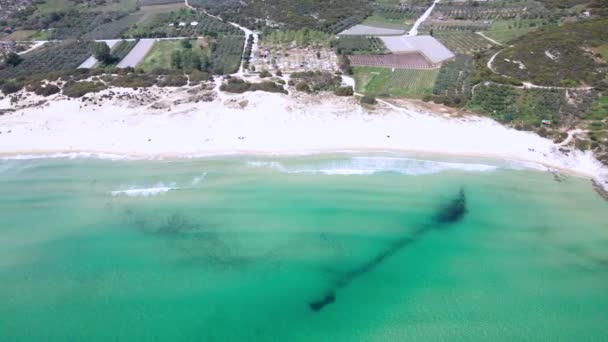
[379, 35, 455, 64]
[338, 24, 405, 36]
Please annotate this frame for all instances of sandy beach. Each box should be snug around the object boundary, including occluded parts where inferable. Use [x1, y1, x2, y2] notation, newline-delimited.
[1, 85, 607, 187]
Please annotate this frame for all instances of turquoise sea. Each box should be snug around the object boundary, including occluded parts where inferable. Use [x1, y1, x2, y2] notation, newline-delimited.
[1, 154, 607, 341]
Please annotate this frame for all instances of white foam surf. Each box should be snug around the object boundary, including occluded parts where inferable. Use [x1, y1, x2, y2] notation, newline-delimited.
[248, 157, 498, 176]
[111, 183, 176, 197]
[1, 152, 132, 161]
[190, 173, 207, 185]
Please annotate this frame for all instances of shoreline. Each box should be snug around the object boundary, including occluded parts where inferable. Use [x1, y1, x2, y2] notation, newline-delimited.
[0, 147, 595, 177]
[1, 86, 607, 190]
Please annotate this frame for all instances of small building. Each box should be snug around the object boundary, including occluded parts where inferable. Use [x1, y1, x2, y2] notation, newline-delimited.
[178, 22, 186, 27]
[3, 27, 14, 34]
[190, 21, 199, 26]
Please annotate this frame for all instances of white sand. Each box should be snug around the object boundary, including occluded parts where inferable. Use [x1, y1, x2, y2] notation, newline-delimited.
[1, 87, 607, 186]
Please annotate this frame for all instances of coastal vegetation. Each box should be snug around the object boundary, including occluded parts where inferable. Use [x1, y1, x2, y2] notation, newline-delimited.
[62, 80, 107, 98]
[289, 71, 344, 93]
[468, 83, 600, 130]
[220, 77, 287, 94]
[492, 18, 608, 87]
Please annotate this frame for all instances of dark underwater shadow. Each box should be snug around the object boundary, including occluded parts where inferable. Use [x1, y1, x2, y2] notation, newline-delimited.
[309, 188, 467, 312]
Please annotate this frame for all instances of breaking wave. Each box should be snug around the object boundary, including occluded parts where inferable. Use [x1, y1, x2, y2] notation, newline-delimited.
[1, 152, 132, 161]
[248, 157, 497, 175]
[111, 183, 176, 197]
[190, 173, 207, 185]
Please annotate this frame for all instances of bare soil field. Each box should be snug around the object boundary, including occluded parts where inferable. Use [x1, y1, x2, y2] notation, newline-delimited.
[253, 46, 338, 73]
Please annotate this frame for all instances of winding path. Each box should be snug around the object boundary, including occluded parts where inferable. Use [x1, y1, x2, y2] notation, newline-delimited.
[476, 32, 502, 46]
[486, 48, 595, 91]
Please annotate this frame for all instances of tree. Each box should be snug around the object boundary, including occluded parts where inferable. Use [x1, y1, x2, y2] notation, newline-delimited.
[181, 39, 192, 49]
[338, 54, 353, 75]
[199, 54, 210, 71]
[181, 49, 194, 71]
[171, 50, 182, 69]
[93, 42, 112, 64]
[5, 52, 23, 67]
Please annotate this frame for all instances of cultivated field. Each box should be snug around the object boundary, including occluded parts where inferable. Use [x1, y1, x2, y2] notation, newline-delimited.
[137, 39, 206, 72]
[431, 55, 474, 105]
[125, 8, 241, 38]
[350, 52, 435, 69]
[260, 30, 333, 48]
[0, 41, 95, 80]
[335, 36, 386, 55]
[35, 0, 138, 14]
[427, 31, 492, 54]
[354, 66, 439, 98]
[433, 1, 549, 21]
[483, 19, 545, 44]
[421, 19, 491, 32]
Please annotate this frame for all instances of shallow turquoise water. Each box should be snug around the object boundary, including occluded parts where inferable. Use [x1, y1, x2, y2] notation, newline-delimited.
[1, 154, 607, 341]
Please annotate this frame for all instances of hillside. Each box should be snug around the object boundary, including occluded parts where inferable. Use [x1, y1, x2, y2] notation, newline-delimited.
[493, 19, 608, 88]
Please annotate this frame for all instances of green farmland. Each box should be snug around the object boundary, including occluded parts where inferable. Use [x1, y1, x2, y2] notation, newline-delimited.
[354, 66, 439, 98]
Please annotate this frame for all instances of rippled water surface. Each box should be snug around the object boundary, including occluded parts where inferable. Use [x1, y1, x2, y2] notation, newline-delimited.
[1, 155, 607, 341]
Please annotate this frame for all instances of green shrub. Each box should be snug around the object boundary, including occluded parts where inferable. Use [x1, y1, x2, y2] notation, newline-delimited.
[220, 77, 287, 94]
[295, 81, 311, 93]
[157, 75, 188, 87]
[62, 81, 107, 98]
[4, 52, 23, 67]
[26, 82, 60, 96]
[334, 86, 354, 96]
[361, 95, 376, 105]
[553, 132, 569, 144]
[1, 81, 23, 94]
[290, 71, 342, 92]
[189, 69, 210, 83]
